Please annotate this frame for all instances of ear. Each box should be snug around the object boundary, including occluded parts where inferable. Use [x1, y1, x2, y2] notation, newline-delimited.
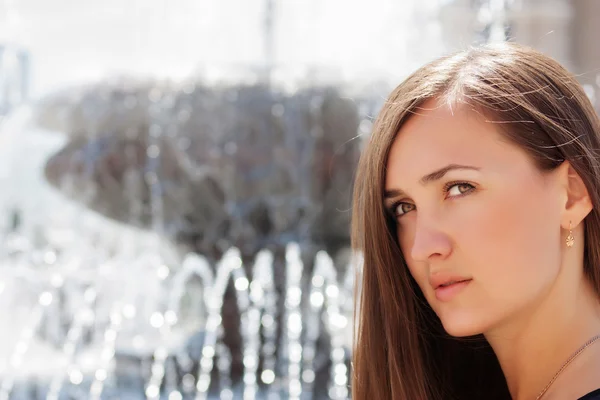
[558, 161, 593, 229]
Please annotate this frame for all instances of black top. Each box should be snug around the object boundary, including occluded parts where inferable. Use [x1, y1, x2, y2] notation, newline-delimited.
[579, 389, 600, 400]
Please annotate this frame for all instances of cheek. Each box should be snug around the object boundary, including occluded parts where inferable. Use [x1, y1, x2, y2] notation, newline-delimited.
[456, 184, 561, 293]
[396, 223, 429, 289]
[396, 222, 413, 257]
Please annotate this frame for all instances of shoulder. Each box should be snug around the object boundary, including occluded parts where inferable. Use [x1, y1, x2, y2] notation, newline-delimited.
[579, 389, 600, 400]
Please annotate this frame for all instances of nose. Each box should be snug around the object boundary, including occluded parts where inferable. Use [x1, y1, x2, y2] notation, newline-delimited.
[409, 215, 452, 262]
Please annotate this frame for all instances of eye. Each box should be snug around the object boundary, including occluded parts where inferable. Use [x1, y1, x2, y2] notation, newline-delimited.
[446, 182, 475, 198]
[394, 202, 415, 217]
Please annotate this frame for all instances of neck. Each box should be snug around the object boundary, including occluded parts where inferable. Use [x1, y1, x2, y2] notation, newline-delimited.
[485, 263, 600, 400]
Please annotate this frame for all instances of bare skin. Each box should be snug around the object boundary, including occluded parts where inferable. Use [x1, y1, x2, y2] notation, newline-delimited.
[384, 98, 600, 399]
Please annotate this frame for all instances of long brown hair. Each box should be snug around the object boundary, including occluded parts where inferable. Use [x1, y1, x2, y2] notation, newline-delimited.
[351, 42, 600, 399]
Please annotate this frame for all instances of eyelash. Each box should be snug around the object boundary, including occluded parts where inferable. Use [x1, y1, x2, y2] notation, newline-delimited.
[388, 181, 476, 218]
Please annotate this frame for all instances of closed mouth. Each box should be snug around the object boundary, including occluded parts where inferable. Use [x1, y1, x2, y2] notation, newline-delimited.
[437, 279, 471, 289]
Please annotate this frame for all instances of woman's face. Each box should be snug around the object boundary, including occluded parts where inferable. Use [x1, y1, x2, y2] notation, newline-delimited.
[384, 99, 564, 337]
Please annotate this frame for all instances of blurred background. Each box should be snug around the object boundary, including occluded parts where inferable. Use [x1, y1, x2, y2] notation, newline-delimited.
[0, 0, 599, 399]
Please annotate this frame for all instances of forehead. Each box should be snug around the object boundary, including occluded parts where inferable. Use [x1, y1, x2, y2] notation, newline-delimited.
[385, 99, 524, 188]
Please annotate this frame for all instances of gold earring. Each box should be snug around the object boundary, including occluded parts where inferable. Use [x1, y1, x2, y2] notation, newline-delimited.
[566, 222, 575, 248]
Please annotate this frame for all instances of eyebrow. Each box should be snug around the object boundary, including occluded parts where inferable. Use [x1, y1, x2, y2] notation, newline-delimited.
[384, 164, 480, 199]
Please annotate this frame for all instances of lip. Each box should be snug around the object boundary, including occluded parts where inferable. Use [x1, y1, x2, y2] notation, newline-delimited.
[434, 279, 472, 302]
[429, 273, 471, 290]
[429, 273, 472, 302]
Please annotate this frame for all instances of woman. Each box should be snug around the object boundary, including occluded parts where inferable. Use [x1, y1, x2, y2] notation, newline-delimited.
[351, 42, 600, 399]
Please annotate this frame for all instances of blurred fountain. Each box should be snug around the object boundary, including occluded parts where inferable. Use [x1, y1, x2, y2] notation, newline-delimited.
[0, 74, 363, 399]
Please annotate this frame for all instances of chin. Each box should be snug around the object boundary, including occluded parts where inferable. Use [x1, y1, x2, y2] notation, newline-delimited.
[438, 312, 488, 338]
